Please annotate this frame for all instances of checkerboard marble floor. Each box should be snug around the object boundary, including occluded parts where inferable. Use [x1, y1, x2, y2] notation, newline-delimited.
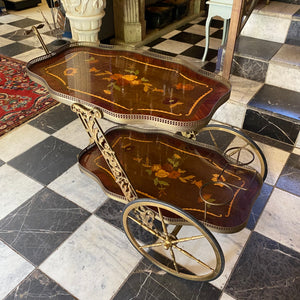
[1, 2, 300, 300]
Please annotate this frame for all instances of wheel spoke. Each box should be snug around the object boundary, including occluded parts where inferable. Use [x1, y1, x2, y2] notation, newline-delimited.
[123, 199, 225, 281]
[169, 247, 179, 273]
[171, 234, 205, 244]
[173, 244, 214, 271]
[139, 241, 164, 249]
[128, 215, 163, 241]
[209, 131, 218, 148]
[158, 207, 168, 237]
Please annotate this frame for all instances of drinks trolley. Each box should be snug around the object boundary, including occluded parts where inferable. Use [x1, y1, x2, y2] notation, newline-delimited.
[26, 43, 267, 281]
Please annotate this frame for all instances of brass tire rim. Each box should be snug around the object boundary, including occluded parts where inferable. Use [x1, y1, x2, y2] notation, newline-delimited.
[197, 125, 268, 181]
[122, 198, 225, 281]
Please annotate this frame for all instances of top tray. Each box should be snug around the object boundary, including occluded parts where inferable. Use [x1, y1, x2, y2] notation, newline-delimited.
[27, 43, 231, 132]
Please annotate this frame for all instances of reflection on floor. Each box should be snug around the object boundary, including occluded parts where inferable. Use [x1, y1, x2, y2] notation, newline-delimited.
[0, 1, 300, 299]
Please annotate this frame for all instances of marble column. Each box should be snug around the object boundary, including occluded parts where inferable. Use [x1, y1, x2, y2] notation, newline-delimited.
[113, 0, 146, 44]
[61, 0, 106, 43]
[190, 0, 203, 15]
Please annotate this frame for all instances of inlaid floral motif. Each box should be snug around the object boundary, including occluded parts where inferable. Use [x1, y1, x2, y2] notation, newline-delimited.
[132, 152, 229, 207]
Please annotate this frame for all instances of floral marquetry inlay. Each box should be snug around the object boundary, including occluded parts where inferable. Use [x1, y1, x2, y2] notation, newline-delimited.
[27, 45, 231, 130]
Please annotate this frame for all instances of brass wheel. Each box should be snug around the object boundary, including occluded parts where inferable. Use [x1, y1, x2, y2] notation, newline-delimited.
[197, 125, 268, 181]
[122, 199, 224, 281]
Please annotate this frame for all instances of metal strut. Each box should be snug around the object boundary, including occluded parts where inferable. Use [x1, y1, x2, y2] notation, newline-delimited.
[71, 103, 138, 202]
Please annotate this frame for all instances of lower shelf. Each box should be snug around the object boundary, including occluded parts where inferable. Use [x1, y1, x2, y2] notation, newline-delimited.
[78, 126, 263, 233]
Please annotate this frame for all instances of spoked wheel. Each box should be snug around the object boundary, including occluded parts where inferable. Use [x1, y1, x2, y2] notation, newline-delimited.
[122, 198, 225, 281]
[196, 125, 268, 181]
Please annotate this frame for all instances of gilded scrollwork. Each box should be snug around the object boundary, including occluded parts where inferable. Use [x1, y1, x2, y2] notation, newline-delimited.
[134, 206, 156, 230]
[71, 103, 138, 202]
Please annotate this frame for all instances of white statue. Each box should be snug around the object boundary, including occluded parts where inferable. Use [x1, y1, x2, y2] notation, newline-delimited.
[61, 0, 106, 43]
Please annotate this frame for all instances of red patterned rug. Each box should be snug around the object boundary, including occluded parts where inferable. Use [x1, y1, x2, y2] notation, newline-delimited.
[0, 55, 57, 137]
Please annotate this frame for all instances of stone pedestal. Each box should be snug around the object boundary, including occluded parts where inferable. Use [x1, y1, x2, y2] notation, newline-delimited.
[61, 0, 106, 43]
[113, 0, 202, 45]
[113, 0, 146, 44]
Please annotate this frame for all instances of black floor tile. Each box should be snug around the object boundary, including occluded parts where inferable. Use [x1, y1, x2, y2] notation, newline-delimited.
[195, 127, 235, 151]
[248, 84, 300, 122]
[285, 20, 300, 46]
[276, 153, 300, 196]
[244, 130, 294, 153]
[198, 18, 224, 29]
[293, 8, 300, 18]
[0, 159, 4, 167]
[243, 109, 300, 145]
[148, 48, 177, 57]
[0, 42, 35, 57]
[95, 199, 161, 244]
[2, 30, 34, 42]
[94, 198, 125, 230]
[146, 37, 166, 47]
[202, 61, 216, 72]
[0, 188, 90, 265]
[113, 254, 222, 300]
[4, 269, 76, 299]
[170, 32, 204, 44]
[246, 183, 273, 230]
[180, 45, 218, 60]
[8, 136, 80, 185]
[8, 18, 42, 28]
[210, 29, 224, 39]
[177, 23, 193, 31]
[235, 36, 282, 61]
[231, 55, 268, 82]
[225, 231, 300, 300]
[29, 103, 77, 134]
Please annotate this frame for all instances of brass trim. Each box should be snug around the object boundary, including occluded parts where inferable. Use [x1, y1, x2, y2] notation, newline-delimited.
[123, 198, 225, 281]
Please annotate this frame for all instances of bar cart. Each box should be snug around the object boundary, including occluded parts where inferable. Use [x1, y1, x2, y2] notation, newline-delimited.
[26, 42, 267, 281]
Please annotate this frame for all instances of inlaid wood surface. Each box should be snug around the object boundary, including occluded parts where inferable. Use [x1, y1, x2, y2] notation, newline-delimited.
[79, 127, 263, 233]
[27, 45, 230, 130]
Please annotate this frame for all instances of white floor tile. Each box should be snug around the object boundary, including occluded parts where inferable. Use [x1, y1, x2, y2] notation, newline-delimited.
[211, 229, 251, 290]
[211, 100, 247, 129]
[220, 292, 236, 300]
[293, 147, 300, 155]
[196, 37, 222, 50]
[189, 16, 206, 24]
[0, 241, 34, 299]
[9, 0, 54, 22]
[229, 75, 263, 105]
[12, 48, 47, 62]
[18, 33, 57, 48]
[255, 1, 300, 18]
[162, 30, 181, 39]
[0, 24, 21, 35]
[241, 13, 290, 43]
[255, 142, 289, 186]
[176, 54, 205, 68]
[184, 24, 218, 36]
[53, 117, 115, 149]
[0, 124, 49, 162]
[48, 164, 108, 213]
[0, 165, 43, 220]
[0, 36, 15, 47]
[152, 39, 192, 54]
[0, 14, 24, 23]
[52, 118, 91, 149]
[255, 188, 300, 252]
[40, 215, 141, 300]
[266, 62, 300, 93]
